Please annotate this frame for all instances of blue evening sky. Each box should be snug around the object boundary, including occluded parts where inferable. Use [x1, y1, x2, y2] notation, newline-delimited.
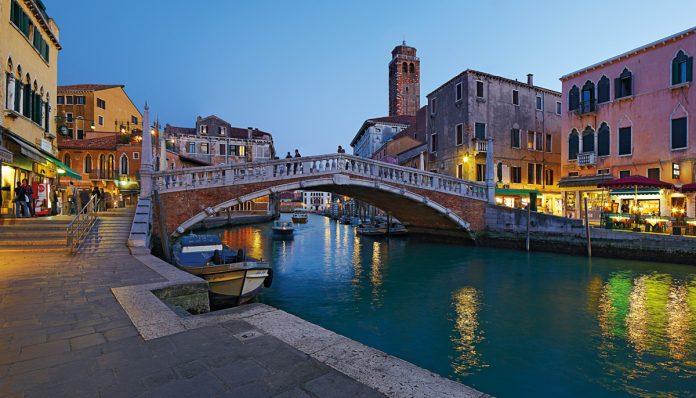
[46, 0, 695, 155]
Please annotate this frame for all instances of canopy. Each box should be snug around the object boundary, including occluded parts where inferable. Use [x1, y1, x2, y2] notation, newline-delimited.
[47, 155, 82, 180]
[495, 188, 541, 197]
[597, 175, 673, 189]
[680, 183, 696, 192]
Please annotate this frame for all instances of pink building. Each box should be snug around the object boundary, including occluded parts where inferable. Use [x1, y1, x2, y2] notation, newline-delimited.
[559, 27, 695, 221]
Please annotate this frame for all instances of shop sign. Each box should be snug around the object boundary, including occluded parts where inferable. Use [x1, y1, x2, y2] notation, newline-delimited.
[40, 139, 53, 154]
[0, 147, 12, 163]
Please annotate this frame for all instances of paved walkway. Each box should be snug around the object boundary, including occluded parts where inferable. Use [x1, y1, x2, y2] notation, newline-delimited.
[0, 251, 384, 397]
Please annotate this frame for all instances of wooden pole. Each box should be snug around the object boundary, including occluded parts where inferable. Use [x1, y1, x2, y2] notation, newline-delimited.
[526, 203, 530, 252]
[584, 196, 592, 257]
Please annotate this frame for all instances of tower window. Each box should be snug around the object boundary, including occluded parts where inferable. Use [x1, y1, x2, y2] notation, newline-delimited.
[409, 63, 415, 73]
[402, 62, 408, 73]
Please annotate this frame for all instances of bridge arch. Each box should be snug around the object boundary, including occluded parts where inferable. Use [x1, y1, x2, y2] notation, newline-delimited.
[170, 176, 475, 239]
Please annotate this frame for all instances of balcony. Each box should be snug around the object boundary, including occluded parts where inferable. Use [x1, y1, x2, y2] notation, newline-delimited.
[576, 99, 596, 115]
[89, 170, 118, 180]
[475, 140, 488, 153]
[577, 152, 596, 166]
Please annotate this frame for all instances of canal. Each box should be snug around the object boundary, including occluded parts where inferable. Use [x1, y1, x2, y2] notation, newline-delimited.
[210, 213, 696, 397]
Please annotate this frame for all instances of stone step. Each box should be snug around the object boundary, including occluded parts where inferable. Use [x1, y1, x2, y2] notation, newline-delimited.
[0, 225, 68, 231]
[0, 237, 66, 246]
[0, 245, 68, 253]
[0, 230, 65, 238]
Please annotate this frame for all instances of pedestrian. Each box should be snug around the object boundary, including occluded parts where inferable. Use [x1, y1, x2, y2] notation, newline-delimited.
[294, 149, 301, 158]
[285, 151, 292, 174]
[100, 188, 105, 210]
[22, 179, 35, 217]
[337, 145, 343, 154]
[92, 185, 101, 210]
[50, 185, 58, 215]
[68, 181, 78, 215]
[294, 149, 302, 174]
[14, 181, 27, 218]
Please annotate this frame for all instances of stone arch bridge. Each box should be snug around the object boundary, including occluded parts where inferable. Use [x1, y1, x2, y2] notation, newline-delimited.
[149, 154, 494, 239]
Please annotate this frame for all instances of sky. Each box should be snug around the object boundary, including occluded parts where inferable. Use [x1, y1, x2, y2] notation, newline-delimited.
[46, 0, 696, 155]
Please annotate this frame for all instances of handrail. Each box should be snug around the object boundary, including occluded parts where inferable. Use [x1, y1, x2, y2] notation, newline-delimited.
[66, 194, 100, 254]
[149, 153, 489, 201]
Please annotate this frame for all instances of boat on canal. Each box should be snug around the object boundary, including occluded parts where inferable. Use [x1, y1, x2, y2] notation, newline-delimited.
[291, 209, 308, 224]
[172, 235, 272, 304]
[338, 215, 352, 225]
[356, 221, 408, 237]
[272, 220, 295, 236]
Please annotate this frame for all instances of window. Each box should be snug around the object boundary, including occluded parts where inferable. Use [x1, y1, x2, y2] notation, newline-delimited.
[476, 81, 484, 98]
[535, 95, 543, 110]
[556, 101, 561, 115]
[98, 115, 104, 126]
[647, 168, 660, 180]
[476, 164, 486, 181]
[673, 163, 681, 180]
[76, 129, 84, 140]
[188, 142, 196, 153]
[63, 153, 71, 168]
[455, 124, 463, 146]
[474, 123, 486, 140]
[430, 133, 438, 152]
[527, 163, 535, 184]
[597, 123, 610, 156]
[619, 127, 632, 155]
[535, 131, 543, 151]
[219, 143, 226, 155]
[83, 154, 92, 173]
[545, 169, 554, 185]
[545, 134, 552, 153]
[120, 154, 129, 175]
[66, 112, 73, 123]
[615, 68, 632, 98]
[133, 152, 140, 160]
[455, 83, 462, 101]
[511, 129, 520, 148]
[66, 95, 74, 105]
[199, 125, 207, 135]
[619, 170, 631, 178]
[96, 98, 106, 109]
[512, 90, 519, 105]
[409, 63, 415, 73]
[75, 96, 85, 105]
[569, 129, 579, 160]
[456, 164, 463, 179]
[568, 85, 579, 111]
[672, 50, 693, 85]
[527, 131, 535, 150]
[581, 81, 595, 113]
[402, 62, 408, 73]
[597, 168, 610, 175]
[597, 76, 610, 103]
[238, 146, 246, 156]
[582, 127, 595, 153]
[131, 116, 138, 125]
[200, 143, 209, 154]
[219, 126, 226, 135]
[57, 96, 64, 105]
[511, 166, 522, 183]
[671, 117, 687, 150]
[568, 171, 579, 177]
[536, 164, 543, 185]
[430, 98, 436, 115]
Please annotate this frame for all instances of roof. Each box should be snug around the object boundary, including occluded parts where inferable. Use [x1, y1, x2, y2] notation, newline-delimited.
[394, 106, 427, 141]
[351, 115, 417, 147]
[165, 122, 272, 140]
[428, 69, 561, 98]
[58, 84, 124, 93]
[25, 0, 61, 49]
[561, 26, 696, 80]
[165, 125, 196, 136]
[57, 135, 119, 150]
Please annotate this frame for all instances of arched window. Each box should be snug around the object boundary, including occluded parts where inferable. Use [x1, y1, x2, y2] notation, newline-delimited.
[568, 85, 579, 111]
[582, 126, 595, 153]
[63, 153, 71, 168]
[22, 73, 31, 118]
[568, 129, 579, 160]
[108, 154, 114, 178]
[5, 58, 15, 110]
[597, 76, 610, 103]
[615, 68, 632, 98]
[120, 154, 128, 175]
[581, 81, 595, 113]
[409, 63, 415, 73]
[99, 154, 105, 178]
[672, 50, 693, 85]
[84, 154, 92, 174]
[597, 123, 610, 156]
[402, 62, 408, 73]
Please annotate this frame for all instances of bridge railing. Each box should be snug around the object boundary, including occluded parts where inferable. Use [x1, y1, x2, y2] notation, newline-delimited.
[151, 154, 488, 200]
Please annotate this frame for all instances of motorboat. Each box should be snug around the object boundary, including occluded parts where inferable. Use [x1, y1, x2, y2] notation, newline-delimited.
[356, 222, 384, 237]
[172, 235, 272, 304]
[356, 221, 408, 237]
[291, 209, 308, 224]
[272, 220, 295, 235]
[338, 215, 352, 225]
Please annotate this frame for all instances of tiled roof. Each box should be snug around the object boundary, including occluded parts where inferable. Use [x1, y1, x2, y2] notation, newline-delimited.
[164, 125, 196, 136]
[58, 84, 124, 92]
[58, 135, 119, 150]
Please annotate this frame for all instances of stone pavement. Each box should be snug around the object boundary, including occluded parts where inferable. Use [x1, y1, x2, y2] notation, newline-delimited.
[0, 251, 384, 397]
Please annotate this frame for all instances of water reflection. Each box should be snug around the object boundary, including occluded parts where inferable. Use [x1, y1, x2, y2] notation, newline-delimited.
[450, 286, 485, 376]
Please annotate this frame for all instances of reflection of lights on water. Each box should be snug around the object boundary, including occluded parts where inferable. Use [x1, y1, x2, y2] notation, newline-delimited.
[626, 276, 649, 353]
[352, 236, 362, 285]
[370, 241, 382, 289]
[666, 284, 692, 360]
[450, 286, 485, 376]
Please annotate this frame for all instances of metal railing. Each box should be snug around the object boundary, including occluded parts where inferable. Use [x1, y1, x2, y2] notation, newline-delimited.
[66, 194, 100, 253]
[149, 153, 489, 201]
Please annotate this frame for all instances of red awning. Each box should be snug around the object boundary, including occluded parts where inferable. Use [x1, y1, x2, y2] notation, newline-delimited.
[680, 183, 696, 192]
[597, 175, 674, 189]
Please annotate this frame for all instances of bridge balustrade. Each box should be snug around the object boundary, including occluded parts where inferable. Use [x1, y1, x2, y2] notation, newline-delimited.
[150, 154, 488, 201]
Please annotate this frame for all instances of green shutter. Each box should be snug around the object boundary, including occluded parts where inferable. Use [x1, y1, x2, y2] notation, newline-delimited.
[687, 57, 693, 82]
[672, 60, 680, 85]
[614, 78, 621, 98]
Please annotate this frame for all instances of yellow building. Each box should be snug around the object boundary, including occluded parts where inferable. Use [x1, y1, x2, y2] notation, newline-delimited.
[0, 0, 76, 216]
[56, 84, 143, 140]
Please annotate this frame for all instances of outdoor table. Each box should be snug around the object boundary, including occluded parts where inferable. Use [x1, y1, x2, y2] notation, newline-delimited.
[644, 218, 668, 233]
[686, 220, 696, 235]
[610, 215, 630, 229]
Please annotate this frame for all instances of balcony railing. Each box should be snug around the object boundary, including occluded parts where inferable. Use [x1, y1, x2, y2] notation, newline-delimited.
[475, 140, 488, 153]
[577, 99, 596, 115]
[577, 152, 596, 166]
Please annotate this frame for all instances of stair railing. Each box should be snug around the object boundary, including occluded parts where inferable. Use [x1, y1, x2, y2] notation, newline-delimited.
[66, 194, 100, 254]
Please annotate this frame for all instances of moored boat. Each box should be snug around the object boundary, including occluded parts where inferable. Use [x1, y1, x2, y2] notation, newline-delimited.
[291, 209, 308, 224]
[173, 235, 272, 304]
[272, 220, 295, 235]
[338, 215, 352, 225]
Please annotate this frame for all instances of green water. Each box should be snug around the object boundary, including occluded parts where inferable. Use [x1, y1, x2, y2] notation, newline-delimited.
[212, 214, 696, 397]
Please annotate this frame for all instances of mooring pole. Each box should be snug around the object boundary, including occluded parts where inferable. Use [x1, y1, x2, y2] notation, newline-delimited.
[584, 196, 592, 257]
[526, 203, 531, 252]
[387, 213, 391, 238]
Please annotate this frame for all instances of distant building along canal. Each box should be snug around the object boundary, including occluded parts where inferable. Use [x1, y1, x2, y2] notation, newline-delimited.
[211, 214, 696, 398]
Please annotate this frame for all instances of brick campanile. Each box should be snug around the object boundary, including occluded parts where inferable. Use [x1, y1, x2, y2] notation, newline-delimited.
[388, 41, 420, 116]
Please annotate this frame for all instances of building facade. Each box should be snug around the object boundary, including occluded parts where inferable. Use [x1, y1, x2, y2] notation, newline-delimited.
[372, 105, 427, 166]
[302, 191, 331, 211]
[56, 84, 142, 140]
[427, 70, 563, 214]
[389, 42, 420, 117]
[165, 115, 274, 166]
[1, 0, 65, 216]
[559, 27, 696, 221]
[350, 115, 415, 158]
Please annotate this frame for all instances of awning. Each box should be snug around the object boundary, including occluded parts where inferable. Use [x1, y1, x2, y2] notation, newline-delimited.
[558, 174, 615, 188]
[46, 155, 82, 180]
[609, 189, 660, 196]
[5, 133, 46, 163]
[495, 188, 541, 197]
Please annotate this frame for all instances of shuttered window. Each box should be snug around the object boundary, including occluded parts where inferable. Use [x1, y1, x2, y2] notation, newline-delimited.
[527, 163, 534, 184]
[582, 127, 594, 153]
[568, 86, 579, 111]
[568, 130, 579, 160]
[475, 123, 486, 140]
[672, 51, 693, 85]
[619, 127, 632, 155]
[672, 117, 687, 150]
[510, 129, 520, 148]
[597, 123, 610, 156]
[455, 124, 463, 146]
[597, 76, 610, 103]
[615, 68, 632, 98]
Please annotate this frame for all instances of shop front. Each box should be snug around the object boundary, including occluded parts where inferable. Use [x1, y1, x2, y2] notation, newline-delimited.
[558, 175, 615, 221]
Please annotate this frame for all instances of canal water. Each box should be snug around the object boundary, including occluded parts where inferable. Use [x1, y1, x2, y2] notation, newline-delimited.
[211, 213, 696, 397]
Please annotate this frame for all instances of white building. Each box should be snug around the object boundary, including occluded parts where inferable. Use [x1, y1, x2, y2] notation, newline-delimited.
[350, 115, 415, 158]
[302, 191, 331, 211]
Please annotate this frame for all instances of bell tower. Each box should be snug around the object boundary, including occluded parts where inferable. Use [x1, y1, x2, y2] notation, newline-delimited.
[389, 41, 420, 116]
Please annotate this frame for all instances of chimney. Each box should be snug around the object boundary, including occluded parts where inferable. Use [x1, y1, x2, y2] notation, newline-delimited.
[527, 74, 534, 86]
[247, 127, 253, 140]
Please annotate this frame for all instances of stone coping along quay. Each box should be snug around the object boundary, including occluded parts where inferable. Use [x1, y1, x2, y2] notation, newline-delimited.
[0, 249, 488, 397]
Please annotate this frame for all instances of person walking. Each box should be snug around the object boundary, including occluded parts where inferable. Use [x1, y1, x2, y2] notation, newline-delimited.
[285, 151, 292, 174]
[22, 179, 35, 217]
[68, 181, 78, 215]
[50, 185, 58, 215]
[92, 186, 101, 211]
[100, 188, 105, 210]
[14, 181, 27, 218]
[293, 149, 302, 174]
[337, 145, 343, 153]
